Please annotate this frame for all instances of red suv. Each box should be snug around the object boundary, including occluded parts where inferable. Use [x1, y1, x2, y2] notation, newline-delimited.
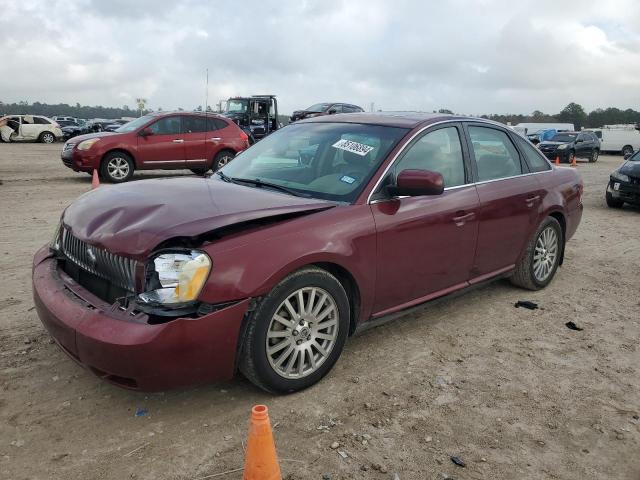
[61, 112, 249, 182]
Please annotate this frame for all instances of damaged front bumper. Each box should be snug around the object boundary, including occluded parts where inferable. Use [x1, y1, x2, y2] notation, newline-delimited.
[32, 246, 250, 391]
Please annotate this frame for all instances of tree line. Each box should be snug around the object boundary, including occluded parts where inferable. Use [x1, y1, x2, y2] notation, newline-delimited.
[2, 100, 639, 130]
[478, 103, 640, 130]
[0, 101, 150, 120]
[436, 103, 639, 130]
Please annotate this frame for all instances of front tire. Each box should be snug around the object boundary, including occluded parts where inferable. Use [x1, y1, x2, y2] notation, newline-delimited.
[567, 150, 575, 164]
[39, 132, 55, 144]
[239, 268, 350, 393]
[606, 191, 624, 208]
[100, 152, 134, 183]
[510, 216, 563, 290]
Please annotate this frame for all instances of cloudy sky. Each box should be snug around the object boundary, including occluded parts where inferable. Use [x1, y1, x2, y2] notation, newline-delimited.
[1, 0, 639, 115]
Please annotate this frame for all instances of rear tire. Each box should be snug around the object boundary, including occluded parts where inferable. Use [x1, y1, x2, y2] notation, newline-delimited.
[39, 132, 55, 144]
[239, 267, 350, 393]
[100, 151, 134, 183]
[622, 145, 634, 157]
[213, 150, 235, 171]
[589, 149, 599, 163]
[510, 216, 563, 290]
[606, 191, 624, 209]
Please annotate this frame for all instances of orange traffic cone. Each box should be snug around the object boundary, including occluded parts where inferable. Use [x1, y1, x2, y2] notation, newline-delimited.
[91, 169, 100, 189]
[555, 156, 560, 166]
[570, 155, 577, 167]
[243, 405, 281, 480]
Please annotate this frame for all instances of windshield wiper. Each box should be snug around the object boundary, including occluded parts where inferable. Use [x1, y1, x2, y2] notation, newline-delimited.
[216, 170, 235, 183]
[231, 177, 311, 197]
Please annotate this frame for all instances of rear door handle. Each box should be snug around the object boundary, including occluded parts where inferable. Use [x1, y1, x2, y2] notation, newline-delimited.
[526, 195, 540, 207]
[453, 211, 475, 226]
[172, 139, 184, 143]
[210, 137, 222, 141]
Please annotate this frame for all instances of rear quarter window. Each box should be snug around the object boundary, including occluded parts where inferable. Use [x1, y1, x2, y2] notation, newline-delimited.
[513, 135, 551, 173]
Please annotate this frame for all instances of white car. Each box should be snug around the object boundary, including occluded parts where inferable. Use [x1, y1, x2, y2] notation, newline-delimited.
[0, 115, 63, 143]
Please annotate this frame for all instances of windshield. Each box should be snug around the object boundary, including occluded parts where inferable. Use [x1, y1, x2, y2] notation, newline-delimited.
[629, 150, 640, 161]
[219, 122, 409, 202]
[550, 133, 577, 142]
[115, 116, 150, 133]
[226, 99, 249, 113]
[306, 103, 330, 112]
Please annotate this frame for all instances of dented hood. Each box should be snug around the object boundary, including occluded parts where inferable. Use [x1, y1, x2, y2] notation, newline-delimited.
[63, 177, 335, 259]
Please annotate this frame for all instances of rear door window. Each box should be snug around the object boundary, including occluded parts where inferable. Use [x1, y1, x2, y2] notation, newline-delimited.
[183, 116, 207, 133]
[33, 117, 51, 124]
[206, 118, 229, 131]
[468, 126, 524, 181]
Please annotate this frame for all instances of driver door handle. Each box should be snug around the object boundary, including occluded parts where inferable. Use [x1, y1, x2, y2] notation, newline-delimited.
[453, 211, 475, 226]
[172, 139, 184, 143]
[526, 195, 540, 207]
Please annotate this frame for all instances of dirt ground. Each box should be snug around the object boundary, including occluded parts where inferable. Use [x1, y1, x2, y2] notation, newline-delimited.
[0, 143, 638, 480]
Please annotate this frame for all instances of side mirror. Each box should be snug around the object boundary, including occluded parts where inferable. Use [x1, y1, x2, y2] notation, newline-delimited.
[328, 109, 337, 115]
[624, 152, 633, 160]
[140, 127, 154, 137]
[387, 169, 444, 197]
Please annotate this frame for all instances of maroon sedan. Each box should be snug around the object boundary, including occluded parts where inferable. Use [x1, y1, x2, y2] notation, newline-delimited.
[61, 111, 250, 182]
[34, 113, 583, 393]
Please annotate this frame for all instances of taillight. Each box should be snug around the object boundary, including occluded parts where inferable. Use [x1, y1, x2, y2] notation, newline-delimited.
[239, 131, 248, 142]
[53, 122, 60, 128]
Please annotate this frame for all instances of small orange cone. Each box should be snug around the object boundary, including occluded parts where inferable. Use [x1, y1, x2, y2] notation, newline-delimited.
[570, 155, 577, 167]
[555, 156, 560, 166]
[243, 405, 281, 480]
[91, 169, 100, 189]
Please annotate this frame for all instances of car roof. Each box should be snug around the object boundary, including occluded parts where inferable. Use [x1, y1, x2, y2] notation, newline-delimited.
[300, 111, 480, 129]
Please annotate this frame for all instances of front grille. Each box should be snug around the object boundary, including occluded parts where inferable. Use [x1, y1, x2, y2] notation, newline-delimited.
[629, 176, 640, 186]
[60, 228, 137, 292]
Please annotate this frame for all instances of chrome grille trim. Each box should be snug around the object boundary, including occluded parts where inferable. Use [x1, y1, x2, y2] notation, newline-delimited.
[60, 228, 137, 292]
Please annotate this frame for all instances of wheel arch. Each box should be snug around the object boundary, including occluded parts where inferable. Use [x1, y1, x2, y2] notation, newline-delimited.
[311, 261, 361, 336]
[102, 148, 136, 167]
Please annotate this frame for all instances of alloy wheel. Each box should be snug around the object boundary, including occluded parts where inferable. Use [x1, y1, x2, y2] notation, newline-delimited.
[217, 155, 233, 169]
[533, 226, 558, 282]
[265, 287, 339, 379]
[42, 133, 55, 143]
[107, 157, 130, 180]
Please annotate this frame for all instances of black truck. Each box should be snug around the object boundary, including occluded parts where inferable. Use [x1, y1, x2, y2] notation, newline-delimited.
[223, 95, 280, 143]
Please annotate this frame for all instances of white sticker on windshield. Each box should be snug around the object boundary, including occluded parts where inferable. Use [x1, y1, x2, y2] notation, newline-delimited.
[332, 139, 375, 157]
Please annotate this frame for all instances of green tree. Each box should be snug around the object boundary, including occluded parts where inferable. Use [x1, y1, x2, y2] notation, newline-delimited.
[557, 102, 587, 130]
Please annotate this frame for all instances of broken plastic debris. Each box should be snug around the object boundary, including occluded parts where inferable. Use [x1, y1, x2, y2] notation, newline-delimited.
[134, 407, 148, 417]
[515, 300, 538, 310]
[450, 456, 466, 467]
[565, 321, 583, 331]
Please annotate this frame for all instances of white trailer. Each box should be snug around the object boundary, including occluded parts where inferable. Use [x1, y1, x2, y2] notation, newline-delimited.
[514, 122, 575, 135]
[587, 126, 640, 156]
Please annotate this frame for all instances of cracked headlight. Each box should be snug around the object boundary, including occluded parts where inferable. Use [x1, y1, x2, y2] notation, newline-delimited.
[138, 250, 211, 305]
